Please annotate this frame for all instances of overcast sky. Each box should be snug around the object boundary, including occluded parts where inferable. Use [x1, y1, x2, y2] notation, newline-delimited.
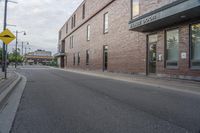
[0, 0, 83, 54]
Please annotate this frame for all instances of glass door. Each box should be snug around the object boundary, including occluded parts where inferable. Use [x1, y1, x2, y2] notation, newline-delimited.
[148, 34, 157, 74]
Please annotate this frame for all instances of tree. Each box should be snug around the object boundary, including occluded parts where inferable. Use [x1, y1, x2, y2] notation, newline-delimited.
[8, 51, 23, 63]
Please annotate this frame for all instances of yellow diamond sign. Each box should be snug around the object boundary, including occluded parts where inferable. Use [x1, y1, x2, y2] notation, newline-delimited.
[0, 29, 16, 45]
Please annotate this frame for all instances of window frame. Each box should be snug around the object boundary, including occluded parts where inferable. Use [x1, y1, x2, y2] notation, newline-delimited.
[71, 16, 73, 29]
[131, 0, 140, 19]
[86, 50, 89, 65]
[73, 14, 76, 28]
[82, 3, 85, 19]
[59, 31, 62, 40]
[66, 22, 68, 33]
[164, 28, 180, 69]
[103, 12, 109, 34]
[73, 53, 76, 66]
[87, 25, 91, 41]
[78, 52, 80, 65]
[190, 22, 200, 70]
[69, 36, 74, 49]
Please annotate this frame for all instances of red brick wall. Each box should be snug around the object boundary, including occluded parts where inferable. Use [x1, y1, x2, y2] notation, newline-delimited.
[58, 0, 200, 79]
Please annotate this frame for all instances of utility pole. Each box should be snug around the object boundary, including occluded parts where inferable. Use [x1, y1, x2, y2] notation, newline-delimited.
[15, 31, 26, 68]
[15, 31, 18, 68]
[2, 0, 8, 79]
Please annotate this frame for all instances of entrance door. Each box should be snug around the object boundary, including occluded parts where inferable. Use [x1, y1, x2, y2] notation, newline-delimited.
[61, 56, 64, 68]
[103, 45, 108, 71]
[148, 34, 157, 74]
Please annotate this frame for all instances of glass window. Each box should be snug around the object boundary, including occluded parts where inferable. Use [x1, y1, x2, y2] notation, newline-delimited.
[73, 53, 76, 66]
[166, 29, 179, 68]
[191, 23, 200, 68]
[87, 25, 90, 41]
[132, 0, 139, 18]
[86, 50, 89, 65]
[66, 22, 68, 33]
[73, 14, 76, 27]
[59, 31, 61, 40]
[104, 13, 108, 33]
[148, 34, 158, 44]
[78, 52, 80, 65]
[82, 3, 85, 19]
[70, 36, 74, 49]
[71, 17, 73, 29]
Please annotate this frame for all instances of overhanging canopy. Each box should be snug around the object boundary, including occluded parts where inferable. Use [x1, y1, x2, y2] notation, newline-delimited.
[129, 0, 200, 32]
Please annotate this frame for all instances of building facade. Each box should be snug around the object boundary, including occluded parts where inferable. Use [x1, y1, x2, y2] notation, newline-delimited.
[56, 0, 200, 80]
[26, 50, 53, 65]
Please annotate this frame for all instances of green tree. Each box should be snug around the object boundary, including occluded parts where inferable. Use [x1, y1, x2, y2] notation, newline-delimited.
[8, 51, 23, 63]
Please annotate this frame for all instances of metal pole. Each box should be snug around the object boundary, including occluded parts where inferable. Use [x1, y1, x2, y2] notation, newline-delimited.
[25, 47, 27, 65]
[2, 0, 8, 78]
[5, 45, 7, 78]
[15, 31, 18, 68]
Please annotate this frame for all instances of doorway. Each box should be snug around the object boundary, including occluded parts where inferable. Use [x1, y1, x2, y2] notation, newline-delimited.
[103, 45, 108, 71]
[60, 56, 64, 68]
[147, 34, 157, 74]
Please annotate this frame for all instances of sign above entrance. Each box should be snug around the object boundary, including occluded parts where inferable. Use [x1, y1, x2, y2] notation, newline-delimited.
[129, 0, 200, 32]
[0, 29, 16, 45]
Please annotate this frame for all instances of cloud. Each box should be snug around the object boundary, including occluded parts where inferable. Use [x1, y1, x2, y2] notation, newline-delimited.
[0, 0, 83, 54]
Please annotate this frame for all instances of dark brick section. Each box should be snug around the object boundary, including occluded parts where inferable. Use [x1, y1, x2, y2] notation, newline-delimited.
[57, 0, 200, 80]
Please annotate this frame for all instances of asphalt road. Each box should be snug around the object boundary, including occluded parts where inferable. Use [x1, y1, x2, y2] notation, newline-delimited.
[11, 66, 200, 133]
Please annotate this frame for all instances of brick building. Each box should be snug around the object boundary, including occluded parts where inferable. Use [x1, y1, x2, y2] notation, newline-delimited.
[56, 0, 200, 80]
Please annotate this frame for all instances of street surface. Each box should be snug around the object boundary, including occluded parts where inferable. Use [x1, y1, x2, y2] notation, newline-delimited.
[11, 66, 200, 133]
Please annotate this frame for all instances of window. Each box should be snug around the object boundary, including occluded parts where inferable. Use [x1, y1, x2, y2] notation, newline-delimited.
[165, 29, 179, 68]
[87, 25, 90, 41]
[191, 23, 200, 68]
[103, 13, 109, 33]
[73, 14, 76, 27]
[59, 31, 62, 40]
[82, 3, 85, 19]
[61, 40, 65, 53]
[131, 0, 139, 18]
[73, 53, 76, 66]
[70, 36, 74, 49]
[66, 22, 68, 33]
[86, 50, 89, 65]
[78, 52, 80, 65]
[71, 17, 73, 29]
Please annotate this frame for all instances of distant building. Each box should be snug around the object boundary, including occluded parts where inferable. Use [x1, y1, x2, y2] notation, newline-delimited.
[25, 49, 54, 65]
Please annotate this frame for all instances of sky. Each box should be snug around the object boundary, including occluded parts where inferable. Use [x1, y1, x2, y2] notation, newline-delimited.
[0, 0, 83, 54]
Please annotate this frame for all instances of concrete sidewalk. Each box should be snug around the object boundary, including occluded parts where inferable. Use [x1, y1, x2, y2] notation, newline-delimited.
[0, 68, 21, 106]
[0, 71, 3, 81]
[54, 68, 200, 95]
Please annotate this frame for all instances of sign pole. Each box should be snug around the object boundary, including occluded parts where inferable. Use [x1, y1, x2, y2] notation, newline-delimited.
[5, 45, 7, 79]
[3, 0, 8, 79]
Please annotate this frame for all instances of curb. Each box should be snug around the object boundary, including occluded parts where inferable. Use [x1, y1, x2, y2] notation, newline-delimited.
[52, 67, 200, 96]
[0, 72, 22, 105]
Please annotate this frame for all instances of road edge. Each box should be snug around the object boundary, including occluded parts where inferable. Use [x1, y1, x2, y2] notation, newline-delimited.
[51, 67, 200, 96]
[0, 74, 27, 133]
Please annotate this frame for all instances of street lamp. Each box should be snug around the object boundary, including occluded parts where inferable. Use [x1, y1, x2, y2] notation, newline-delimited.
[15, 31, 26, 68]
